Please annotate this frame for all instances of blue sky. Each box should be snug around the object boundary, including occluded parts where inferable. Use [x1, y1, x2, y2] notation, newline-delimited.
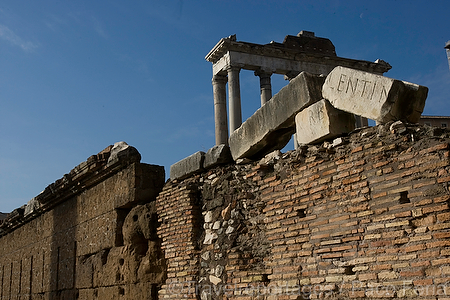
[1, 0, 449, 213]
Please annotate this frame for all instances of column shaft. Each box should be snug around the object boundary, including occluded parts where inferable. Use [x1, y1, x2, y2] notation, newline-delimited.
[227, 67, 242, 133]
[256, 71, 272, 106]
[212, 75, 228, 145]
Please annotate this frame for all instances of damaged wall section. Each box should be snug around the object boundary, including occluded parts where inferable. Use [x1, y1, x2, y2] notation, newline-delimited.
[158, 124, 450, 300]
[0, 142, 166, 300]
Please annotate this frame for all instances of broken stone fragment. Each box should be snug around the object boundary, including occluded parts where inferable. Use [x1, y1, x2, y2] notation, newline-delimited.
[24, 197, 41, 218]
[204, 211, 213, 223]
[225, 226, 235, 234]
[209, 275, 222, 285]
[106, 141, 141, 167]
[259, 150, 282, 166]
[390, 120, 407, 134]
[295, 99, 355, 145]
[214, 265, 224, 277]
[204, 144, 233, 169]
[201, 251, 211, 261]
[221, 204, 232, 220]
[392, 81, 428, 123]
[203, 229, 218, 245]
[322, 66, 427, 124]
[212, 221, 221, 230]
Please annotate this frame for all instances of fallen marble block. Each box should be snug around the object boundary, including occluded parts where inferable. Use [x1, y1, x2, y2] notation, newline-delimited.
[322, 66, 427, 123]
[229, 72, 325, 160]
[295, 99, 355, 145]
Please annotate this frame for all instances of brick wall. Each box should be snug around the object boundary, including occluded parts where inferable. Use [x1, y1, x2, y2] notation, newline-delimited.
[156, 182, 202, 299]
[158, 124, 450, 299]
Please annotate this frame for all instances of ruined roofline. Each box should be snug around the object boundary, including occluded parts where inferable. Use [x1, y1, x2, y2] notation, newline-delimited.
[205, 32, 338, 63]
[0, 142, 142, 237]
[205, 32, 392, 75]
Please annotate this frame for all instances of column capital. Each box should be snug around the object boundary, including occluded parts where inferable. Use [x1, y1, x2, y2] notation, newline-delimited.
[254, 69, 273, 78]
[226, 65, 242, 73]
[212, 74, 227, 84]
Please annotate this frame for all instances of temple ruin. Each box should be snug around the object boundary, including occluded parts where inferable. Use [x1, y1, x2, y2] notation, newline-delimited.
[205, 31, 392, 146]
[1, 32, 449, 300]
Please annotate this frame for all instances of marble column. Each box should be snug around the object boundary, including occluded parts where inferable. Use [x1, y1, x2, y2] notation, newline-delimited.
[212, 74, 228, 145]
[227, 66, 242, 132]
[255, 70, 272, 106]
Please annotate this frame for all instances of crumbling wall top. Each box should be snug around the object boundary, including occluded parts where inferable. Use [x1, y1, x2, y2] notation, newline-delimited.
[0, 141, 142, 236]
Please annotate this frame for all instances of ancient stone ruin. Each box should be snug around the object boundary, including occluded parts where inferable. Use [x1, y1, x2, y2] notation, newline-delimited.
[1, 32, 449, 300]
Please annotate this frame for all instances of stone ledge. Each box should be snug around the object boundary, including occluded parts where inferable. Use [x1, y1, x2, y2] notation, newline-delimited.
[322, 66, 428, 124]
[170, 151, 205, 180]
[170, 145, 233, 181]
[204, 144, 233, 169]
[0, 141, 143, 237]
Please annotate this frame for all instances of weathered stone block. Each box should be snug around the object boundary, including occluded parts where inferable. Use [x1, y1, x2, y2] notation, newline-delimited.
[106, 141, 141, 168]
[170, 151, 205, 180]
[229, 71, 325, 160]
[204, 144, 233, 169]
[24, 197, 41, 218]
[76, 255, 95, 289]
[77, 288, 98, 300]
[295, 99, 355, 145]
[392, 80, 428, 123]
[322, 66, 427, 123]
[76, 210, 117, 256]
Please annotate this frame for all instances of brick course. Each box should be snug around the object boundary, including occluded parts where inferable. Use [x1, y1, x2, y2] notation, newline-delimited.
[157, 126, 450, 299]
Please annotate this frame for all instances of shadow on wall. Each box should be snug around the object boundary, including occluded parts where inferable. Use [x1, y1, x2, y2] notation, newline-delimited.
[49, 197, 78, 299]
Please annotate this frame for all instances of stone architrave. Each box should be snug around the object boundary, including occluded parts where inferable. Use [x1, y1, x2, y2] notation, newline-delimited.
[170, 151, 205, 180]
[229, 72, 325, 160]
[295, 99, 355, 145]
[322, 66, 427, 124]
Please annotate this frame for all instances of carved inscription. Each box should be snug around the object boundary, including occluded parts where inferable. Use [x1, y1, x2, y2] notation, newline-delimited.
[332, 73, 388, 102]
[322, 66, 407, 123]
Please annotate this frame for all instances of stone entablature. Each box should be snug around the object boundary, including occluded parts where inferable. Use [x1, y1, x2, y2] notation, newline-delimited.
[205, 31, 390, 78]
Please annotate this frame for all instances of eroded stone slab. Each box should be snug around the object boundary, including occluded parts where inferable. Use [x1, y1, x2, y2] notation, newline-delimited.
[204, 144, 233, 169]
[393, 81, 428, 123]
[295, 99, 355, 145]
[170, 151, 205, 180]
[107, 141, 141, 167]
[229, 72, 325, 160]
[322, 66, 427, 123]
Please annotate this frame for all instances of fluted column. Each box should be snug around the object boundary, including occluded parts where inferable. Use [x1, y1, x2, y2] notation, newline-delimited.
[227, 66, 242, 133]
[212, 74, 228, 145]
[255, 70, 272, 106]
